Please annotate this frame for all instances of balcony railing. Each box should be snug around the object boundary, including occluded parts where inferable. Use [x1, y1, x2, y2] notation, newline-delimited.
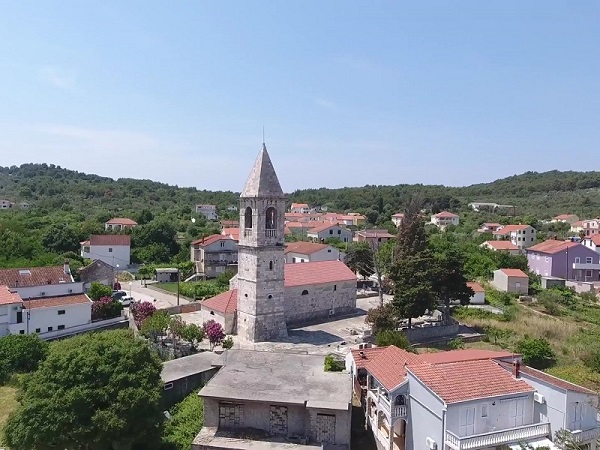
[265, 229, 277, 237]
[570, 426, 600, 443]
[573, 262, 600, 270]
[445, 423, 551, 450]
[243, 228, 252, 237]
[369, 390, 407, 418]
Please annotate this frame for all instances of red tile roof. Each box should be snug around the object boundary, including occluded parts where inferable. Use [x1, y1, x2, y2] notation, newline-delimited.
[407, 359, 534, 403]
[0, 285, 22, 305]
[466, 282, 485, 293]
[284, 260, 356, 287]
[419, 349, 516, 365]
[493, 224, 531, 235]
[357, 229, 395, 239]
[89, 234, 131, 246]
[0, 266, 73, 288]
[554, 214, 577, 220]
[191, 234, 233, 247]
[221, 220, 239, 228]
[106, 218, 137, 226]
[392, 213, 405, 218]
[499, 268, 529, 278]
[527, 240, 579, 255]
[366, 346, 423, 390]
[202, 289, 238, 314]
[286, 221, 317, 229]
[350, 347, 388, 370]
[221, 228, 240, 241]
[505, 363, 596, 395]
[483, 240, 519, 251]
[291, 203, 309, 208]
[285, 242, 330, 255]
[434, 211, 459, 218]
[24, 294, 91, 309]
[482, 222, 502, 227]
[586, 235, 600, 246]
[571, 220, 584, 228]
[307, 222, 343, 234]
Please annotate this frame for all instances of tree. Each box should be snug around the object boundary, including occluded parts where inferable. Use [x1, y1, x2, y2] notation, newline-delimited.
[88, 281, 113, 301]
[222, 336, 234, 350]
[161, 389, 204, 450]
[4, 330, 163, 450]
[203, 320, 225, 350]
[169, 315, 186, 342]
[141, 310, 171, 342]
[0, 334, 48, 374]
[365, 304, 397, 335]
[345, 242, 374, 278]
[180, 323, 205, 350]
[375, 330, 412, 351]
[91, 296, 123, 321]
[432, 248, 474, 324]
[132, 301, 157, 327]
[41, 223, 81, 254]
[515, 337, 556, 369]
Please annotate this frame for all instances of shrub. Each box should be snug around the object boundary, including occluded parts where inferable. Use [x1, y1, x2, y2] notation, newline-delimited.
[537, 291, 561, 315]
[448, 337, 465, 349]
[0, 334, 48, 378]
[324, 355, 345, 372]
[180, 324, 204, 350]
[91, 296, 123, 321]
[132, 301, 156, 326]
[162, 389, 204, 450]
[375, 329, 411, 351]
[222, 336, 234, 350]
[365, 304, 396, 335]
[203, 320, 225, 350]
[141, 310, 171, 342]
[515, 336, 556, 369]
[579, 290, 598, 303]
[88, 282, 113, 301]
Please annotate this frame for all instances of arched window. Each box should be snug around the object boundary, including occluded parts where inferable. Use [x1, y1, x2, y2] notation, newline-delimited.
[269, 261, 273, 270]
[266, 207, 277, 230]
[301, 289, 309, 295]
[244, 207, 253, 229]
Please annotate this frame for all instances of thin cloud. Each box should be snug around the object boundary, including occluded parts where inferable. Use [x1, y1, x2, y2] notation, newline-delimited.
[314, 97, 337, 111]
[38, 66, 76, 90]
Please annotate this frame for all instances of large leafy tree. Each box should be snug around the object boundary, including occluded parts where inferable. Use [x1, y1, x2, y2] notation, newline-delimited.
[433, 247, 474, 324]
[4, 329, 163, 450]
[344, 242, 374, 278]
[41, 223, 81, 253]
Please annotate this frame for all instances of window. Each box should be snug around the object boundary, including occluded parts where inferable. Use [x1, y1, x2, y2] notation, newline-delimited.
[586, 270, 592, 277]
[220, 242, 225, 248]
[587, 257, 593, 264]
[58, 325, 65, 330]
[35, 328, 40, 333]
[329, 230, 333, 235]
[515, 282, 521, 288]
[244, 207, 253, 229]
[19, 330, 24, 335]
[48, 326, 53, 332]
[575, 257, 581, 263]
[328, 249, 331, 253]
[164, 382, 173, 390]
[108, 248, 113, 253]
[531, 238, 534, 241]
[266, 207, 277, 230]
[269, 261, 273, 270]
[333, 285, 337, 292]
[301, 290, 309, 295]
[16, 311, 22, 324]
[482, 404, 488, 417]
[58, 310, 65, 315]
[337, 230, 341, 234]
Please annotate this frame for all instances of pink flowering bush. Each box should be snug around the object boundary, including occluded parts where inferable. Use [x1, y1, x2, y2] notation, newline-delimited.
[131, 301, 156, 327]
[203, 320, 225, 350]
[91, 296, 123, 321]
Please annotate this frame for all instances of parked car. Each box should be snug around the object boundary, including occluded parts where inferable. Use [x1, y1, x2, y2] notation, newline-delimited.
[111, 290, 127, 300]
[119, 296, 134, 307]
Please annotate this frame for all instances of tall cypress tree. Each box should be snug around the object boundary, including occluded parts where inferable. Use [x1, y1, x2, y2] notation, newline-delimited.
[433, 247, 474, 324]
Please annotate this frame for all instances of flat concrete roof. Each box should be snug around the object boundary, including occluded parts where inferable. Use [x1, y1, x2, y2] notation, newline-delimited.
[161, 351, 222, 383]
[199, 350, 351, 411]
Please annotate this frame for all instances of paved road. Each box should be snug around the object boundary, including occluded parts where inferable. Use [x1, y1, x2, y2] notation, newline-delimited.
[126, 280, 190, 309]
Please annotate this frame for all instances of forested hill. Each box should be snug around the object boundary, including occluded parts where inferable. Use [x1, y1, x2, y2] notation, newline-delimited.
[1, 164, 600, 218]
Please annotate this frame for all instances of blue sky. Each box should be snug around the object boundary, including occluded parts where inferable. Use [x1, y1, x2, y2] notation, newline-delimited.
[1, 1, 599, 192]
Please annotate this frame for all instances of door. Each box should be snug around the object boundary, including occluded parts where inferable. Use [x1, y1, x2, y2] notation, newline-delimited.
[508, 398, 525, 427]
[316, 414, 336, 444]
[570, 403, 583, 431]
[269, 406, 288, 436]
[459, 407, 475, 436]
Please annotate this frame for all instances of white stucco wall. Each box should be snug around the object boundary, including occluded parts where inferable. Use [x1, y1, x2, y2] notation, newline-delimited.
[82, 244, 130, 267]
[15, 281, 84, 300]
[405, 372, 444, 450]
[9, 301, 92, 335]
[469, 291, 485, 304]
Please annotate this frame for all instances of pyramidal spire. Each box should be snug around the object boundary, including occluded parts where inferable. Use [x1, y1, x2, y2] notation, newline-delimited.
[241, 143, 284, 198]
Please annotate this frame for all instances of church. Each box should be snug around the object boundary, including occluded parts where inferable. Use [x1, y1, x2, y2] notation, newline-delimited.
[200, 144, 358, 342]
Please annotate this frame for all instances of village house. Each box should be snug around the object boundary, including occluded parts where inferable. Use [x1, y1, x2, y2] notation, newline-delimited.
[527, 239, 600, 282]
[104, 217, 138, 231]
[582, 235, 600, 254]
[571, 220, 585, 234]
[466, 281, 485, 304]
[220, 227, 240, 242]
[78, 260, 115, 290]
[480, 240, 521, 255]
[493, 224, 537, 249]
[284, 241, 344, 263]
[284, 221, 317, 237]
[347, 346, 600, 450]
[477, 222, 503, 233]
[19, 201, 30, 209]
[220, 219, 239, 229]
[290, 202, 310, 214]
[0, 264, 93, 338]
[354, 229, 396, 246]
[190, 234, 238, 278]
[391, 213, 404, 227]
[493, 268, 529, 294]
[430, 211, 460, 228]
[196, 204, 218, 221]
[80, 234, 131, 268]
[552, 214, 580, 224]
[306, 222, 353, 243]
[582, 219, 600, 237]
[0, 199, 13, 209]
[192, 349, 352, 449]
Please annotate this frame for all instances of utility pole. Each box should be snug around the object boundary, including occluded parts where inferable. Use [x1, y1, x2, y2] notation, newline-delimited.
[177, 269, 180, 306]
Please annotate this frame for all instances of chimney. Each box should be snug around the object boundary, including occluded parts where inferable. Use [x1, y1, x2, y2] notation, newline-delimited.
[513, 360, 521, 378]
[64, 260, 71, 275]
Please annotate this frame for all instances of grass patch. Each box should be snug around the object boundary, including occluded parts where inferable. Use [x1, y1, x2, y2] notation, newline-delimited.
[0, 384, 18, 444]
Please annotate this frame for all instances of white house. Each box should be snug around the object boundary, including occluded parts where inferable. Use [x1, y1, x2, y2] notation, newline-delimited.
[0, 265, 93, 338]
[190, 234, 238, 278]
[480, 240, 521, 255]
[196, 204, 218, 220]
[467, 281, 485, 304]
[284, 241, 344, 263]
[430, 211, 460, 228]
[307, 222, 353, 243]
[582, 235, 600, 254]
[0, 199, 12, 210]
[290, 202, 310, 214]
[81, 234, 131, 268]
[582, 219, 600, 237]
[391, 213, 405, 227]
[493, 224, 537, 249]
[348, 346, 600, 450]
[104, 217, 137, 231]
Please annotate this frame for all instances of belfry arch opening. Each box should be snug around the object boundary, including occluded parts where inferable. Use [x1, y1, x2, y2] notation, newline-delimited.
[266, 207, 277, 237]
[244, 207, 253, 229]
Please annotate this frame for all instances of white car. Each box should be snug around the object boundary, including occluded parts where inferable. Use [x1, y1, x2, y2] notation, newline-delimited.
[119, 296, 134, 307]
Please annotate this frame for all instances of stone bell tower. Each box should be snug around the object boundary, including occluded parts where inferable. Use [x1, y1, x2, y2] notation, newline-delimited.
[236, 144, 288, 342]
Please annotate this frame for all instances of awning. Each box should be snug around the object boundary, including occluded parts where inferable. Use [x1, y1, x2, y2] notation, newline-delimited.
[508, 438, 560, 450]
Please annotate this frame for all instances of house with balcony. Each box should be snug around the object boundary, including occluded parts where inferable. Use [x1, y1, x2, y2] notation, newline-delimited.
[347, 346, 600, 450]
[582, 220, 600, 237]
[307, 222, 353, 243]
[290, 202, 310, 214]
[196, 204, 218, 221]
[582, 235, 600, 254]
[190, 234, 238, 278]
[354, 229, 396, 246]
[526, 240, 600, 282]
[104, 217, 137, 231]
[431, 211, 460, 229]
[493, 224, 537, 249]
[477, 222, 503, 233]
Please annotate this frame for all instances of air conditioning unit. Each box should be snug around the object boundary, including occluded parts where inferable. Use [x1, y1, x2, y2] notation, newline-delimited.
[426, 437, 437, 450]
[328, 309, 335, 316]
[534, 392, 545, 404]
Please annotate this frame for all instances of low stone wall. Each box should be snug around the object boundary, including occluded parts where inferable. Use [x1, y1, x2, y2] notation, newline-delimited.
[565, 281, 596, 293]
[403, 323, 460, 344]
[43, 315, 128, 341]
[164, 302, 203, 315]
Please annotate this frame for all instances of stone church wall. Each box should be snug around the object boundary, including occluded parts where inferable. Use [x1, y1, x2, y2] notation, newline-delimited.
[284, 280, 356, 325]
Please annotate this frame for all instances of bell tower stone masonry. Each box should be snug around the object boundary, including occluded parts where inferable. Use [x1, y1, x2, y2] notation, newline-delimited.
[236, 144, 288, 342]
